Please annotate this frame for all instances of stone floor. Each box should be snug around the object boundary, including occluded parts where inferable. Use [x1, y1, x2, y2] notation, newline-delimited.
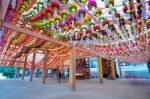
[0, 78, 150, 99]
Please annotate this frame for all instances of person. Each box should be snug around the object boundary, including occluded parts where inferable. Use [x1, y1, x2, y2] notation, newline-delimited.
[125, 71, 129, 78]
[58, 71, 62, 83]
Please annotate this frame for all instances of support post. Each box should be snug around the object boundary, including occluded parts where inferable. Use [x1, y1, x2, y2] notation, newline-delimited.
[35, 68, 40, 78]
[22, 56, 27, 80]
[56, 66, 59, 79]
[42, 48, 48, 84]
[88, 57, 91, 79]
[16, 65, 20, 78]
[97, 56, 103, 83]
[69, 47, 76, 91]
[118, 62, 122, 79]
[111, 60, 116, 80]
[46, 68, 48, 78]
[30, 52, 36, 82]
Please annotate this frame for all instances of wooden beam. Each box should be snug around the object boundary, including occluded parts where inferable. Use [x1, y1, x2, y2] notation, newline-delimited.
[2, 22, 69, 47]
[0, 0, 10, 27]
[2, 22, 97, 56]
[0, 59, 25, 63]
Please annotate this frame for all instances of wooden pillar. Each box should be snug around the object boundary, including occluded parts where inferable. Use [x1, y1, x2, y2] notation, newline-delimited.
[46, 68, 48, 78]
[22, 56, 27, 80]
[111, 60, 116, 80]
[35, 68, 40, 78]
[69, 47, 76, 90]
[16, 65, 20, 78]
[97, 56, 103, 83]
[30, 52, 36, 82]
[88, 57, 91, 79]
[56, 66, 59, 79]
[118, 62, 122, 79]
[42, 48, 48, 84]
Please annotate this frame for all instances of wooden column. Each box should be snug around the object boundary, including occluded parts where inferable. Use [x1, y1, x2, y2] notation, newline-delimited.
[118, 62, 122, 79]
[88, 57, 91, 79]
[30, 52, 36, 82]
[111, 60, 116, 80]
[22, 56, 27, 80]
[56, 66, 59, 79]
[97, 56, 103, 83]
[69, 47, 76, 90]
[16, 65, 20, 78]
[42, 48, 48, 84]
[35, 68, 40, 78]
[46, 68, 48, 78]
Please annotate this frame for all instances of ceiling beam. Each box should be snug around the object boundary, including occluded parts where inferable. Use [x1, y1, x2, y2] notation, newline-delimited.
[2, 22, 69, 46]
[0, 59, 25, 63]
[2, 22, 97, 56]
[0, 0, 10, 22]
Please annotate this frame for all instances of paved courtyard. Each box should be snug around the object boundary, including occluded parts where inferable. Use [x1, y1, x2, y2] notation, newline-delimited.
[0, 78, 150, 99]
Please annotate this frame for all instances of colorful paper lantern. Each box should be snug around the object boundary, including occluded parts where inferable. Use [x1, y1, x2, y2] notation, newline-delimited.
[51, 1, 60, 17]
[87, 0, 97, 11]
[69, 15, 77, 27]
[95, 8, 102, 17]
[79, 0, 87, 3]
[68, 2, 78, 12]
[75, 21, 82, 28]
[59, 0, 69, 4]
[46, 8, 54, 17]
[60, 10, 69, 18]
[84, 15, 91, 23]
[94, 24, 100, 32]
[78, 9, 86, 21]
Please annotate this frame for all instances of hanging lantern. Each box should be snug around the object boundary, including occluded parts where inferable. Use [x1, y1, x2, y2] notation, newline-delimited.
[75, 21, 82, 28]
[59, 0, 69, 4]
[79, 0, 87, 3]
[79, 0, 87, 7]
[102, 19, 110, 27]
[68, 2, 78, 13]
[115, 12, 120, 19]
[123, 5, 128, 13]
[37, 1, 44, 8]
[60, 10, 69, 24]
[51, 1, 60, 17]
[84, 15, 91, 23]
[94, 24, 100, 32]
[86, 28, 92, 35]
[87, 0, 97, 15]
[49, 18, 55, 30]
[18, 4, 27, 14]
[87, 0, 97, 11]
[95, 8, 102, 17]
[46, 8, 54, 17]
[89, 22, 95, 32]
[98, 17, 105, 22]
[78, 9, 86, 21]
[55, 15, 62, 28]
[81, 25, 87, 36]
[33, 6, 39, 13]
[69, 15, 77, 27]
